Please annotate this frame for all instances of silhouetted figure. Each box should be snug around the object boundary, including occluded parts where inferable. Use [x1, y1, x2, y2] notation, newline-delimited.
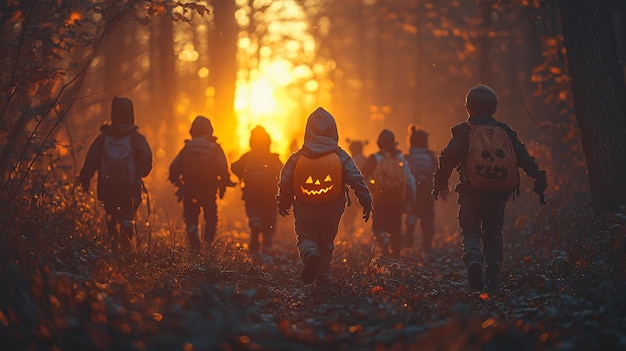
[361, 129, 416, 257]
[404, 125, 439, 251]
[433, 84, 547, 291]
[277, 107, 372, 285]
[231, 126, 284, 254]
[169, 116, 236, 251]
[341, 139, 368, 236]
[79, 96, 153, 252]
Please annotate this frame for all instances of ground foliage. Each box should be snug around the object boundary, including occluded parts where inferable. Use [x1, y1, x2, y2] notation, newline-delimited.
[1, 192, 626, 351]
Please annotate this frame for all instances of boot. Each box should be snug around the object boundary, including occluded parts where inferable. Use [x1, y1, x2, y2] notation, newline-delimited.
[107, 220, 120, 252]
[468, 263, 484, 292]
[249, 227, 261, 253]
[187, 225, 200, 252]
[204, 226, 216, 245]
[261, 231, 273, 253]
[485, 263, 501, 291]
[301, 249, 320, 284]
[120, 220, 134, 252]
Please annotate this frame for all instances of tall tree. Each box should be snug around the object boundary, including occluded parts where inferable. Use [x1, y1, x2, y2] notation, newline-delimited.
[559, 0, 626, 213]
[209, 0, 238, 141]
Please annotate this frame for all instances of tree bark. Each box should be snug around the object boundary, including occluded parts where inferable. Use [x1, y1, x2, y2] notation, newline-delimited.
[559, 0, 626, 213]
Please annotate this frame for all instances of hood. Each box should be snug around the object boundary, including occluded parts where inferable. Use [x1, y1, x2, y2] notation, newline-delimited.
[408, 125, 429, 148]
[302, 107, 340, 157]
[111, 96, 135, 125]
[100, 123, 138, 138]
[190, 115, 214, 138]
[377, 129, 397, 153]
[249, 125, 271, 152]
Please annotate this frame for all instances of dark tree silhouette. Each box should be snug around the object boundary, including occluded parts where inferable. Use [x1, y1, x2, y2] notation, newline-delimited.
[559, 0, 626, 213]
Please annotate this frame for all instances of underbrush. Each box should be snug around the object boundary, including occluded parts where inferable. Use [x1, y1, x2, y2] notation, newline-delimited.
[1, 189, 625, 350]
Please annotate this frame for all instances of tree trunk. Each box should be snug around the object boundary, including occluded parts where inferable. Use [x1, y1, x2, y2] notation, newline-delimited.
[559, 0, 626, 213]
[149, 14, 176, 154]
[210, 0, 238, 142]
[479, 0, 493, 84]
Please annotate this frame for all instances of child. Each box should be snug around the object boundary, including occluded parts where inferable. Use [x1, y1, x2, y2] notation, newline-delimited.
[340, 139, 368, 236]
[433, 84, 547, 291]
[360, 129, 416, 257]
[169, 116, 235, 250]
[231, 125, 284, 253]
[404, 125, 439, 251]
[78, 96, 153, 252]
[277, 107, 372, 284]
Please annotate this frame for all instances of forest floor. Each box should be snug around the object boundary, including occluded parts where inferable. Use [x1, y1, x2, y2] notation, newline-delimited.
[2, 200, 626, 351]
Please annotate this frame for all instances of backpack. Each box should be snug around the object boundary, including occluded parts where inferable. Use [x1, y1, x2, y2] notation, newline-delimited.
[100, 134, 137, 189]
[405, 149, 435, 194]
[242, 156, 279, 199]
[180, 140, 215, 186]
[292, 152, 343, 204]
[371, 151, 407, 204]
[465, 123, 520, 191]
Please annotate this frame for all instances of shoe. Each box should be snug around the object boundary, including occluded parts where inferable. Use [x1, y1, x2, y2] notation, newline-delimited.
[485, 277, 500, 291]
[187, 225, 200, 250]
[120, 220, 134, 252]
[485, 265, 500, 291]
[301, 251, 320, 284]
[468, 263, 484, 291]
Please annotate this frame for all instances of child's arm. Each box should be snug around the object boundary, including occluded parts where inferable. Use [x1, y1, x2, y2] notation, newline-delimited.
[132, 133, 153, 178]
[341, 151, 373, 220]
[433, 124, 470, 195]
[277, 153, 298, 216]
[78, 134, 105, 190]
[505, 127, 547, 202]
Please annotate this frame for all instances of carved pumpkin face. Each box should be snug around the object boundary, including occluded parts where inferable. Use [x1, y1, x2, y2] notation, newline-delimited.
[301, 174, 335, 196]
[465, 124, 520, 191]
[293, 153, 343, 204]
[474, 148, 510, 179]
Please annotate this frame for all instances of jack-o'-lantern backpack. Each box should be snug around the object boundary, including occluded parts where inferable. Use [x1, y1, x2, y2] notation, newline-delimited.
[292, 152, 344, 204]
[464, 122, 520, 191]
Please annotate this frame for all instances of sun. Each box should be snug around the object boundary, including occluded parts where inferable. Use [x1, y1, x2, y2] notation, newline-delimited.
[233, 0, 319, 160]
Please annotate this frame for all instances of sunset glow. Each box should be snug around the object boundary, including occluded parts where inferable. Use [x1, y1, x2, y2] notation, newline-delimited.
[233, 0, 319, 159]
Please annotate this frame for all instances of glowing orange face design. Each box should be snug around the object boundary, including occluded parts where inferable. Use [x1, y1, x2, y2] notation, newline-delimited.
[300, 174, 334, 196]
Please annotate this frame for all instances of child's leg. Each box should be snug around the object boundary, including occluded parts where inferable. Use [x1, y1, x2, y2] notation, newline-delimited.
[261, 209, 276, 251]
[183, 196, 202, 248]
[420, 201, 435, 250]
[458, 192, 485, 291]
[458, 193, 483, 267]
[316, 215, 343, 281]
[104, 202, 120, 249]
[244, 201, 262, 252]
[372, 202, 391, 254]
[387, 207, 403, 256]
[404, 210, 418, 247]
[201, 194, 218, 244]
[482, 196, 507, 287]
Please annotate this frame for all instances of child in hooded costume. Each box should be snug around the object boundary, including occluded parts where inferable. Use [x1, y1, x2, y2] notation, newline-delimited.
[433, 84, 547, 291]
[277, 107, 372, 284]
[79, 96, 153, 252]
[360, 129, 416, 257]
[169, 116, 236, 250]
[231, 125, 284, 253]
[403, 125, 439, 250]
